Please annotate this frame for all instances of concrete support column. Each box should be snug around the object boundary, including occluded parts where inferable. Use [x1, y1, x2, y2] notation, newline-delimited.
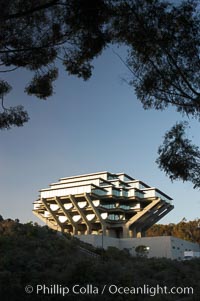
[55, 197, 78, 235]
[69, 195, 92, 234]
[41, 198, 64, 232]
[131, 228, 137, 238]
[122, 225, 129, 238]
[73, 227, 78, 235]
[105, 228, 111, 236]
[136, 229, 142, 238]
[129, 229, 134, 238]
[84, 193, 108, 236]
[85, 226, 91, 235]
[135, 228, 145, 238]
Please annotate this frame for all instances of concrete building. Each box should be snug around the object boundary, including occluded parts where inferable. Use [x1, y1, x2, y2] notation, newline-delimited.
[184, 250, 200, 260]
[78, 235, 200, 260]
[33, 171, 174, 238]
[33, 171, 200, 260]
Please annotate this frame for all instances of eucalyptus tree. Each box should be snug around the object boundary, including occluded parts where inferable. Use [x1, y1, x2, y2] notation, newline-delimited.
[1, 0, 200, 187]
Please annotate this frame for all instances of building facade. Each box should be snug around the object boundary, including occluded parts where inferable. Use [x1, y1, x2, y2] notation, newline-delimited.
[77, 235, 200, 260]
[33, 171, 174, 238]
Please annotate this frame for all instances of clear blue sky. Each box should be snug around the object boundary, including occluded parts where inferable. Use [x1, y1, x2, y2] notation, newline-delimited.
[0, 47, 199, 225]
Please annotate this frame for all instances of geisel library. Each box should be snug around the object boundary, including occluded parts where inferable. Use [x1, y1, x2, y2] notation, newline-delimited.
[33, 171, 200, 260]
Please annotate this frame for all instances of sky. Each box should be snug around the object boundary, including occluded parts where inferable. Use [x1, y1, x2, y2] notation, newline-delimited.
[0, 46, 200, 225]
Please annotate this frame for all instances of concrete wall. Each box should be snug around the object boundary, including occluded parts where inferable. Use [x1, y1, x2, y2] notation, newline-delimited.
[170, 237, 200, 260]
[75, 234, 119, 249]
[119, 236, 172, 259]
[75, 235, 200, 260]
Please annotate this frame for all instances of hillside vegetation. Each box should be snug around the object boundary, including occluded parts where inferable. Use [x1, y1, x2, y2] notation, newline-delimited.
[146, 218, 200, 244]
[0, 216, 200, 301]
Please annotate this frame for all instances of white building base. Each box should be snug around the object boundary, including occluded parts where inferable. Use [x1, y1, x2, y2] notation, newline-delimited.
[75, 235, 200, 260]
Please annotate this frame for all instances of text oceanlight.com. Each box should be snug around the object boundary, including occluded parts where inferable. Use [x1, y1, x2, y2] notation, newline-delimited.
[25, 284, 194, 297]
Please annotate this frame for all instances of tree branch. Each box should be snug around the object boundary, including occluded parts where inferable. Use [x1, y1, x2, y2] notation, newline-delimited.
[165, 50, 200, 97]
[0, 67, 19, 73]
[1, 96, 7, 111]
[112, 49, 135, 76]
[1, 0, 60, 21]
[147, 57, 194, 101]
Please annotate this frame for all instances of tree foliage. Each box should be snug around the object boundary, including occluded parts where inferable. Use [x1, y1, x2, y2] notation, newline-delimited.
[156, 122, 200, 188]
[1, 0, 200, 126]
[135, 245, 150, 257]
[0, 0, 111, 129]
[147, 218, 200, 244]
[0, 80, 29, 129]
[121, 0, 200, 118]
[1, 0, 200, 186]
[1, 217, 200, 300]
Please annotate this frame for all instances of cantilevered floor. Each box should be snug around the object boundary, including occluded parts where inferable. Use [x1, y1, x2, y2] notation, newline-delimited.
[33, 171, 174, 238]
